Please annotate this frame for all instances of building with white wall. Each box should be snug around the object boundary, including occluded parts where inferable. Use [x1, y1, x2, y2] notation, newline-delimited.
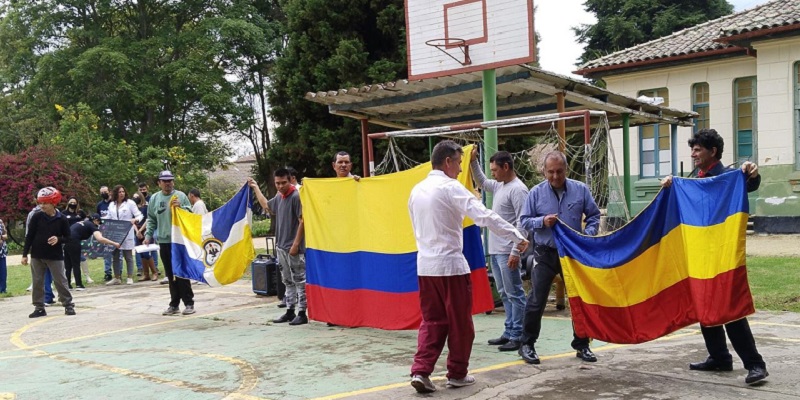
[577, 0, 800, 233]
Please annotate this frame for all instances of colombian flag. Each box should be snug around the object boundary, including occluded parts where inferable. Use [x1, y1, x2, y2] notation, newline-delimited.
[171, 185, 255, 286]
[554, 170, 755, 344]
[301, 145, 494, 330]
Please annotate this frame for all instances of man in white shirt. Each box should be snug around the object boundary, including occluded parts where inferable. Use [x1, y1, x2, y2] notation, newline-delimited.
[408, 140, 529, 394]
[188, 188, 209, 214]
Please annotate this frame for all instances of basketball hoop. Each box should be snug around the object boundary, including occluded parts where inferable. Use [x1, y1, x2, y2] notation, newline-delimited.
[425, 38, 471, 66]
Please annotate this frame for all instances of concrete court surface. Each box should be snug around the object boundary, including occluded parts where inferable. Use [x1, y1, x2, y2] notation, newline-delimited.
[1, 280, 799, 400]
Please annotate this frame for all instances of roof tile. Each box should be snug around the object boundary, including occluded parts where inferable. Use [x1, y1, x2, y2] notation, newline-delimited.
[578, 0, 800, 72]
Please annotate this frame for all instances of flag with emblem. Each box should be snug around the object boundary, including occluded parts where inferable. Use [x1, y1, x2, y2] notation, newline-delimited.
[172, 184, 255, 286]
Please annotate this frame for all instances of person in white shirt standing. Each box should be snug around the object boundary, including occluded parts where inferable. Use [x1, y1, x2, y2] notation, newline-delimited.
[407, 140, 529, 394]
[188, 188, 209, 215]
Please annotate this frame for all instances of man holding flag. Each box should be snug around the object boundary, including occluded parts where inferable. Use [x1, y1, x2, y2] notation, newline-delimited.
[144, 170, 195, 316]
[661, 128, 767, 385]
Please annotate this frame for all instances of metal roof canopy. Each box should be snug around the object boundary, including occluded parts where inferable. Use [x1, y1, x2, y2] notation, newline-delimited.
[305, 64, 697, 135]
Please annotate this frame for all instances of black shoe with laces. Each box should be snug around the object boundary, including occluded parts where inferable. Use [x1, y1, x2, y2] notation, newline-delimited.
[289, 311, 308, 325]
[65, 306, 76, 316]
[273, 309, 296, 323]
[29, 308, 47, 318]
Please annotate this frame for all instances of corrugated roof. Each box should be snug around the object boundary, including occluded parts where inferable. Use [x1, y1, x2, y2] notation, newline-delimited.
[306, 65, 696, 134]
[577, 0, 800, 74]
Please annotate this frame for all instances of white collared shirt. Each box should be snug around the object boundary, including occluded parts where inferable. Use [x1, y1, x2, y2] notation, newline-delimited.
[408, 170, 526, 276]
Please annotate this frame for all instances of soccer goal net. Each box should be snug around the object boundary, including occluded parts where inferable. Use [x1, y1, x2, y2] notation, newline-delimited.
[369, 110, 630, 232]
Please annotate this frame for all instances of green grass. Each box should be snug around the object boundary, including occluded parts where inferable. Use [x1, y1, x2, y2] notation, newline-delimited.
[747, 256, 800, 312]
[3, 255, 799, 313]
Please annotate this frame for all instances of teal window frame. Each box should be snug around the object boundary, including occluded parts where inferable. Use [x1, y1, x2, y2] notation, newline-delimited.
[795, 62, 800, 170]
[733, 77, 757, 165]
[638, 88, 672, 178]
[692, 82, 710, 133]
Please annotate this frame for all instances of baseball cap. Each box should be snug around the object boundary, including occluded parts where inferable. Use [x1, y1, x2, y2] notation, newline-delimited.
[158, 170, 175, 181]
[90, 213, 101, 221]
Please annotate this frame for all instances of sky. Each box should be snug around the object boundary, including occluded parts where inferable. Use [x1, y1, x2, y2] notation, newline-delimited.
[536, 0, 774, 79]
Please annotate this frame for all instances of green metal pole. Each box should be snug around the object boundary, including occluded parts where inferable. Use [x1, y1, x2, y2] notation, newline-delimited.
[482, 69, 497, 208]
[622, 113, 632, 214]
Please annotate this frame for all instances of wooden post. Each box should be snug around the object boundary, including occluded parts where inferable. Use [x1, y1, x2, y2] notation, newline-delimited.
[556, 92, 566, 152]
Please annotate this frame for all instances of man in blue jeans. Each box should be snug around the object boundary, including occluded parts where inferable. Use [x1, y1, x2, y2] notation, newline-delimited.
[469, 147, 529, 351]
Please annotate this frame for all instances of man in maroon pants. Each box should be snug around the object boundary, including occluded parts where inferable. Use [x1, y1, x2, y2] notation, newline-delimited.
[408, 140, 528, 393]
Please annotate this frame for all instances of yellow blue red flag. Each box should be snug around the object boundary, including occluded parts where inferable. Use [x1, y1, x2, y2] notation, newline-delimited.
[554, 170, 755, 344]
[300, 145, 494, 330]
[172, 185, 255, 286]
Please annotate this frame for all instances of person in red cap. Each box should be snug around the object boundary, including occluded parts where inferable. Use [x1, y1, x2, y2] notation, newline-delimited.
[22, 187, 75, 317]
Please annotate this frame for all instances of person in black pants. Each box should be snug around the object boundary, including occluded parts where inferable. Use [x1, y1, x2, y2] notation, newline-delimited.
[661, 128, 767, 385]
[143, 170, 195, 316]
[517, 151, 602, 366]
[64, 215, 120, 290]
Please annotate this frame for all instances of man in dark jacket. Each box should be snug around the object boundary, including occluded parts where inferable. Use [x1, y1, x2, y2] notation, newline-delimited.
[22, 187, 75, 318]
[661, 128, 767, 385]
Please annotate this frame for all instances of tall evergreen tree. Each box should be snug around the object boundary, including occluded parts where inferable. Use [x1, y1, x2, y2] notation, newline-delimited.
[574, 0, 734, 65]
[267, 0, 407, 178]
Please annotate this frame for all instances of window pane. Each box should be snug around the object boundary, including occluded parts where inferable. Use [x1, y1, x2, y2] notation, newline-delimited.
[642, 163, 656, 177]
[738, 102, 752, 118]
[642, 125, 654, 139]
[642, 138, 655, 151]
[659, 136, 670, 150]
[694, 83, 709, 103]
[659, 149, 671, 162]
[739, 116, 753, 130]
[737, 79, 753, 98]
[642, 150, 655, 164]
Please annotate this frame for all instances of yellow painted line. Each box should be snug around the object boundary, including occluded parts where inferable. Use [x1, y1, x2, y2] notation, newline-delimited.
[0, 393, 16, 400]
[314, 329, 701, 399]
[8, 303, 269, 350]
[9, 318, 55, 350]
[751, 321, 800, 328]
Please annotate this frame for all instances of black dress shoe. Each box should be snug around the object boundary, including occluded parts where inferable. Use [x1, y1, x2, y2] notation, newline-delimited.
[745, 366, 768, 384]
[288, 313, 308, 326]
[487, 336, 510, 346]
[576, 347, 597, 362]
[498, 340, 521, 352]
[689, 358, 733, 371]
[272, 309, 296, 323]
[518, 343, 540, 364]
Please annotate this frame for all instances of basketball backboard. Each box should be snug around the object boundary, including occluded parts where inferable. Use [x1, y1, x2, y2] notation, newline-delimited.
[405, 0, 535, 80]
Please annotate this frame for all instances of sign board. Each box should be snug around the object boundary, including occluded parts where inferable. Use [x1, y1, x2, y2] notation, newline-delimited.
[81, 219, 132, 259]
[405, 0, 535, 80]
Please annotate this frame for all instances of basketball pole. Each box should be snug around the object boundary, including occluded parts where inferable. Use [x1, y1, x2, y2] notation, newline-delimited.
[482, 69, 498, 208]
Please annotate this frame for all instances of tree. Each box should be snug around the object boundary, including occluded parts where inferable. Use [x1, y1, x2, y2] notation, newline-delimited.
[267, 0, 408, 178]
[574, 0, 734, 65]
[0, 0, 284, 174]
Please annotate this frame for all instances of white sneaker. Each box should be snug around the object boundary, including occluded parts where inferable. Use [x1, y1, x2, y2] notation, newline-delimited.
[126, 278, 134, 285]
[86, 276, 94, 284]
[410, 375, 436, 393]
[26, 284, 32, 292]
[160, 277, 169, 285]
[106, 278, 122, 286]
[446, 375, 475, 388]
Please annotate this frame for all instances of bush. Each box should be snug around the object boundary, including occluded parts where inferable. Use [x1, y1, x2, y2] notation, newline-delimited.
[251, 219, 271, 237]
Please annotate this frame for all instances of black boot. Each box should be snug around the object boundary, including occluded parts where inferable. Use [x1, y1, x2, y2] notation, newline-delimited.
[289, 310, 308, 325]
[29, 308, 47, 318]
[273, 309, 296, 323]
